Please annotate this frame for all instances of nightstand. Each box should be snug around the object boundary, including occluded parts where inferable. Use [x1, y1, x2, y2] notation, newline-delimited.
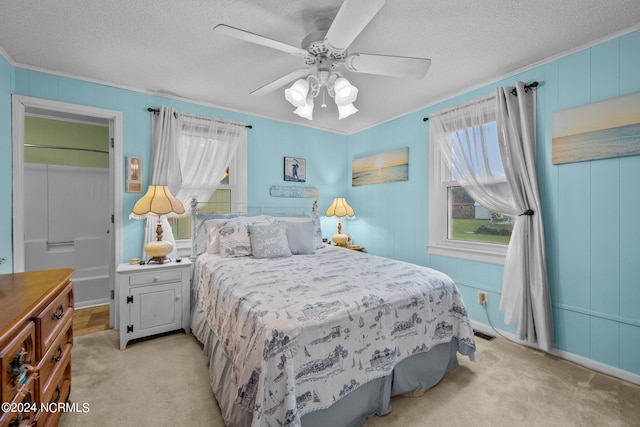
[117, 259, 191, 350]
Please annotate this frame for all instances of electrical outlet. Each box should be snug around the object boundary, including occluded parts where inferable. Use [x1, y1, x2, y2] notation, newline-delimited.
[477, 291, 488, 306]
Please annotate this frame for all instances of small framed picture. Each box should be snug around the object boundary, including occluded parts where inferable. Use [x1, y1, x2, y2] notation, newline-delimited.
[284, 157, 306, 182]
[126, 156, 142, 193]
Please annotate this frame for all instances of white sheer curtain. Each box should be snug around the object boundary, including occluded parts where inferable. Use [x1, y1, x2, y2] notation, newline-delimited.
[142, 107, 181, 260]
[430, 94, 518, 217]
[430, 82, 552, 351]
[174, 115, 246, 206]
[496, 82, 552, 351]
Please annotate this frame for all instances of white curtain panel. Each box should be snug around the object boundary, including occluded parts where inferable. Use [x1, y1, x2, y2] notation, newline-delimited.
[143, 107, 181, 260]
[430, 82, 552, 351]
[150, 107, 182, 191]
[174, 116, 245, 205]
[496, 82, 552, 351]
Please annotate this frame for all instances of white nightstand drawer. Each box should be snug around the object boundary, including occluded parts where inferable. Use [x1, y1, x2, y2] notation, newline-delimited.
[129, 269, 182, 286]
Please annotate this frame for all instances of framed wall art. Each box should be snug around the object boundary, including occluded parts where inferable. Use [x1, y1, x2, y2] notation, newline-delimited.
[352, 147, 409, 187]
[126, 156, 142, 193]
[552, 91, 640, 165]
[284, 157, 306, 182]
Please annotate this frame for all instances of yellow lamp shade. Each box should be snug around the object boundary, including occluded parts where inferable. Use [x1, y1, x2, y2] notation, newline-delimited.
[325, 197, 355, 246]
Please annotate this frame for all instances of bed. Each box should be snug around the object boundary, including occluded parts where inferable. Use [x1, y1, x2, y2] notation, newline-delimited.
[189, 198, 476, 427]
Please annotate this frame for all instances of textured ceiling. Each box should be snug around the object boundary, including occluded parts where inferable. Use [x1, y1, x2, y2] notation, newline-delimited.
[1, 0, 639, 134]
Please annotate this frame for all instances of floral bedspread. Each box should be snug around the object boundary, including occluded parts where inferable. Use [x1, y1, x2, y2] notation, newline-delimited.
[196, 245, 475, 427]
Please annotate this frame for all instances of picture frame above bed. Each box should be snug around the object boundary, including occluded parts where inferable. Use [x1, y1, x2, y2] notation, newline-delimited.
[284, 157, 306, 182]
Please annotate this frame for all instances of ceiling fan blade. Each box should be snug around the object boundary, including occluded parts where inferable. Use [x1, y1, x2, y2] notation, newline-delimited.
[250, 68, 311, 96]
[214, 24, 307, 56]
[324, 0, 386, 53]
[345, 53, 431, 79]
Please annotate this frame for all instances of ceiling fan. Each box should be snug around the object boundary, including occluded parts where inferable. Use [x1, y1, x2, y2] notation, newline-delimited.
[213, 0, 431, 120]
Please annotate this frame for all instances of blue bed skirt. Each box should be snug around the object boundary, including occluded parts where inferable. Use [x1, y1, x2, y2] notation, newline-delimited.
[191, 306, 470, 427]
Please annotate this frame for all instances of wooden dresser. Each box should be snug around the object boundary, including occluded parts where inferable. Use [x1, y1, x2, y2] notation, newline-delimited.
[0, 269, 74, 427]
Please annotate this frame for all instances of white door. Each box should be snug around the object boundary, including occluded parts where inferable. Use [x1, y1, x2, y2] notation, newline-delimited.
[22, 116, 112, 308]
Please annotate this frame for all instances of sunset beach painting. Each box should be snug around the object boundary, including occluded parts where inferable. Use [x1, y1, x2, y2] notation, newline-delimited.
[552, 91, 640, 165]
[352, 147, 408, 187]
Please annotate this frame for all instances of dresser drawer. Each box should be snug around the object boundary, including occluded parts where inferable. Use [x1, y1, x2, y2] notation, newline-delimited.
[35, 282, 74, 359]
[0, 322, 36, 405]
[36, 361, 70, 427]
[129, 269, 182, 286]
[0, 376, 35, 427]
[37, 315, 72, 398]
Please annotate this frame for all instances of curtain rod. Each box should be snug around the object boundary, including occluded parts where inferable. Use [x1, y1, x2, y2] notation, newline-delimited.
[24, 143, 109, 154]
[147, 108, 252, 129]
[422, 81, 539, 122]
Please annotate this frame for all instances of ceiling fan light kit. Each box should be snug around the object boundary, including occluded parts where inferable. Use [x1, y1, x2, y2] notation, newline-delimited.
[285, 73, 358, 120]
[214, 0, 430, 121]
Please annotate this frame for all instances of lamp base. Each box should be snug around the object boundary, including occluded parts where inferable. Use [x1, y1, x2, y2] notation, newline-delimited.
[332, 233, 349, 247]
[145, 240, 173, 264]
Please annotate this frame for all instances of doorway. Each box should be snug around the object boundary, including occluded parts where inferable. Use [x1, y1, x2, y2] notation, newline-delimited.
[12, 95, 123, 328]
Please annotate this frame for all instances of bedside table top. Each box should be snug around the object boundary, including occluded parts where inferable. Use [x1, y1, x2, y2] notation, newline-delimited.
[117, 258, 192, 273]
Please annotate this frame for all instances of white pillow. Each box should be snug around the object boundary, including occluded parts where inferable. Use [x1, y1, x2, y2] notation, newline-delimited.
[205, 215, 269, 254]
[218, 223, 252, 257]
[282, 221, 316, 255]
[267, 215, 323, 249]
[248, 223, 291, 259]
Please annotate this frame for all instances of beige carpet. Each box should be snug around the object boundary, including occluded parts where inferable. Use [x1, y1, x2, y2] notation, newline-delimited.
[60, 330, 640, 427]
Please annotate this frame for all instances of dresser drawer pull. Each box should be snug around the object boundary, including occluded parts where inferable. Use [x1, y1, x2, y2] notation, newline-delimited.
[52, 304, 65, 320]
[153, 276, 160, 282]
[52, 345, 63, 362]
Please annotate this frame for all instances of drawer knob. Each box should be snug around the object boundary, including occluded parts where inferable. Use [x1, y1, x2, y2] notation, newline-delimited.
[52, 304, 65, 320]
[52, 345, 63, 362]
[153, 276, 160, 282]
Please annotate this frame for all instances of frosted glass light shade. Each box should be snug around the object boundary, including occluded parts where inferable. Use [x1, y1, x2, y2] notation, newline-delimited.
[293, 96, 314, 120]
[285, 79, 310, 107]
[333, 77, 358, 106]
[337, 103, 358, 120]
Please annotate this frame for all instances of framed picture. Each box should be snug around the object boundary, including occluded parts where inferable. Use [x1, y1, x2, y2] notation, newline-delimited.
[352, 147, 409, 187]
[552, 91, 640, 164]
[126, 156, 142, 193]
[284, 157, 306, 182]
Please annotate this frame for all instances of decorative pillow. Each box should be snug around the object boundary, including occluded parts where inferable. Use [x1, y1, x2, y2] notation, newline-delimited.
[284, 221, 316, 255]
[205, 215, 269, 254]
[205, 219, 229, 254]
[218, 223, 252, 257]
[267, 215, 324, 249]
[248, 223, 291, 259]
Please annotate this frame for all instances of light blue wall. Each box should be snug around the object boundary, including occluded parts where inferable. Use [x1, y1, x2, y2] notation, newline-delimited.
[1, 66, 347, 265]
[346, 29, 640, 377]
[1, 29, 638, 379]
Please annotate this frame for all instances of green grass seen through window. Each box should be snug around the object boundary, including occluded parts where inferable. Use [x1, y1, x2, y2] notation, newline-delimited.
[450, 218, 512, 245]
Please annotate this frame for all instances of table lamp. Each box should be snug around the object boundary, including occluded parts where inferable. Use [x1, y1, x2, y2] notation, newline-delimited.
[130, 185, 185, 263]
[325, 197, 355, 246]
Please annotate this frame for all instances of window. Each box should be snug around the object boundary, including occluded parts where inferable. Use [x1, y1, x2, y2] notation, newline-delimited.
[170, 118, 247, 242]
[428, 96, 512, 264]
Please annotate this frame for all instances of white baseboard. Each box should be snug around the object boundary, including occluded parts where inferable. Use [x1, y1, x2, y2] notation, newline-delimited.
[470, 320, 640, 386]
[74, 298, 110, 309]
